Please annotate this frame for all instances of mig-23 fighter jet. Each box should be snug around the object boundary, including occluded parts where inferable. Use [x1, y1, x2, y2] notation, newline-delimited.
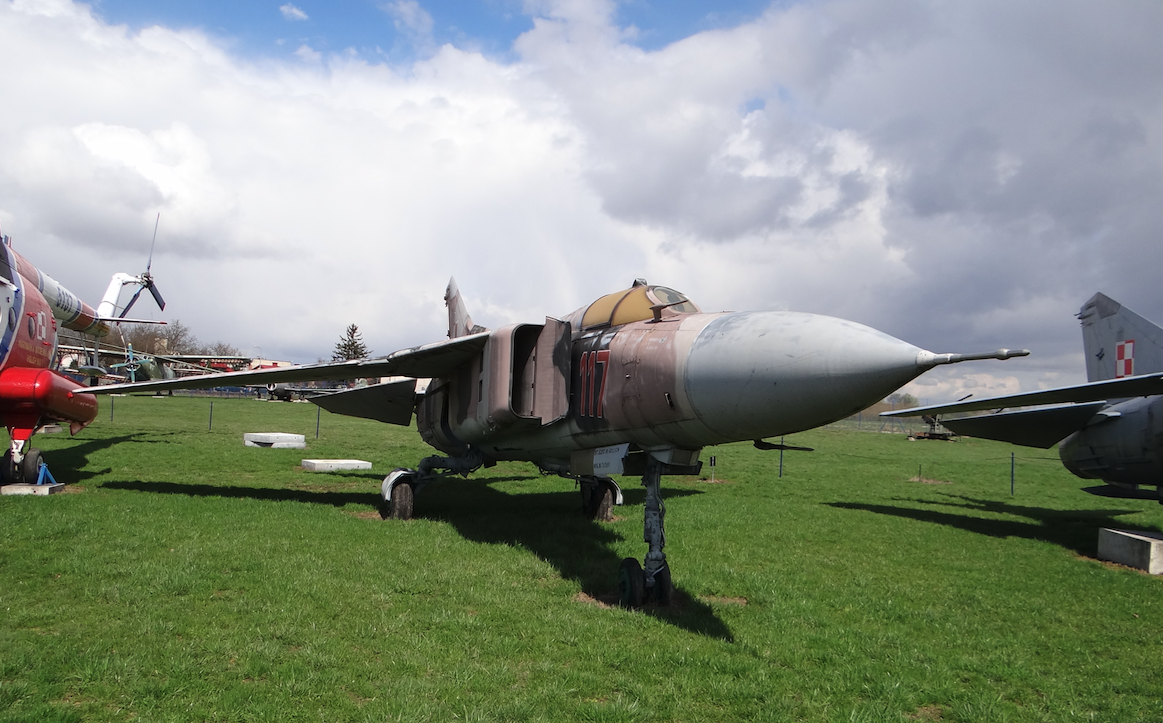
[882, 292, 1163, 502]
[90, 279, 1026, 607]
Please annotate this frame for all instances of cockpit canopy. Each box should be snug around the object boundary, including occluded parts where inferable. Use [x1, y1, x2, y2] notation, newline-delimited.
[565, 281, 701, 331]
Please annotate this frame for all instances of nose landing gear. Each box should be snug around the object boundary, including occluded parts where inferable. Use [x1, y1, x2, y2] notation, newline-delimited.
[617, 453, 696, 608]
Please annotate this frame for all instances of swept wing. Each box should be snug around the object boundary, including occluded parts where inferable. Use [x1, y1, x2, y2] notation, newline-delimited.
[934, 402, 1110, 448]
[86, 332, 490, 395]
[307, 379, 418, 426]
[880, 372, 1163, 418]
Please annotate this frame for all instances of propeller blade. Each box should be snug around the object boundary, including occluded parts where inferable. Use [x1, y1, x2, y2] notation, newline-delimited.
[146, 213, 159, 273]
[148, 282, 165, 311]
[119, 286, 145, 318]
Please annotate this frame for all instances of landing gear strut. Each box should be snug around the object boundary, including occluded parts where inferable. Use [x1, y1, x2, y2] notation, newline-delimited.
[618, 455, 678, 608]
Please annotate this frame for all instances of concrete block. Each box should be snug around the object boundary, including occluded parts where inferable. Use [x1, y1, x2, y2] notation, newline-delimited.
[301, 459, 373, 472]
[244, 432, 306, 449]
[2, 483, 65, 496]
[38, 424, 64, 434]
[1097, 528, 1163, 574]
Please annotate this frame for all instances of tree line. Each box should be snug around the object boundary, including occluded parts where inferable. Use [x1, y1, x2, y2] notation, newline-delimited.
[121, 320, 240, 357]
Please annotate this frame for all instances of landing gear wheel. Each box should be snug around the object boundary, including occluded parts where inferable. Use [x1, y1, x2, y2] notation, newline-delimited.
[587, 483, 614, 522]
[21, 448, 42, 485]
[389, 482, 414, 520]
[618, 557, 645, 608]
[650, 563, 673, 606]
[0, 451, 15, 485]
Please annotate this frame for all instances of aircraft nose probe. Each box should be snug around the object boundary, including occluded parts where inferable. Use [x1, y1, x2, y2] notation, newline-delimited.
[916, 348, 1031, 367]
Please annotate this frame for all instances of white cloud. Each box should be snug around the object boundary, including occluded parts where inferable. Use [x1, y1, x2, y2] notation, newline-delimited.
[280, 4, 308, 22]
[294, 44, 322, 62]
[382, 1, 434, 47]
[2, 0, 1162, 401]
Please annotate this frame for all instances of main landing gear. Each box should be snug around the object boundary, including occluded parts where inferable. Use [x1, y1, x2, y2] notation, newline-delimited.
[0, 433, 49, 485]
[578, 476, 622, 521]
[378, 451, 486, 520]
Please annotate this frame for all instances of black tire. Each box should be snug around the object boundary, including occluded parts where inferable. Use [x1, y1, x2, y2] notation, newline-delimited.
[586, 483, 614, 522]
[595, 487, 613, 521]
[20, 448, 41, 485]
[389, 482, 414, 520]
[618, 557, 645, 608]
[0, 451, 15, 485]
[651, 563, 673, 606]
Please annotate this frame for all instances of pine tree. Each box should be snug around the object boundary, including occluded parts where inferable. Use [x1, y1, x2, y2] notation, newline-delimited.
[333, 324, 370, 361]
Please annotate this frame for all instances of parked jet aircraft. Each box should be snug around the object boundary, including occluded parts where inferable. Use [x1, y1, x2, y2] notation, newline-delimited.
[90, 278, 1026, 606]
[882, 292, 1163, 501]
[57, 342, 246, 384]
[0, 227, 165, 484]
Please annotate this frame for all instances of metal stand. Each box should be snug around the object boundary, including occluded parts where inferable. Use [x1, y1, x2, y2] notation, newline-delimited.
[35, 460, 57, 486]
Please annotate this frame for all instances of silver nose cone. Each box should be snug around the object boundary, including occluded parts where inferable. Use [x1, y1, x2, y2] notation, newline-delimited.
[684, 311, 927, 441]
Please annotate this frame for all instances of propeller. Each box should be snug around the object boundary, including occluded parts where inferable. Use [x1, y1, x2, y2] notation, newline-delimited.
[110, 343, 142, 382]
[119, 214, 166, 318]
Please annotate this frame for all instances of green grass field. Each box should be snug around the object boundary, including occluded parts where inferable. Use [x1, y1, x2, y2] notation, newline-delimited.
[2, 395, 1161, 722]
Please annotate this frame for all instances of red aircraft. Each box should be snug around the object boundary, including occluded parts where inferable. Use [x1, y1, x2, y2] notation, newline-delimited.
[0, 227, 164, 485]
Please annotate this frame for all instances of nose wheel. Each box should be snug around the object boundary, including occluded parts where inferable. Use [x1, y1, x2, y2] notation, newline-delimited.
[618, 558, 644, 607]
[618, 558, 672, 608]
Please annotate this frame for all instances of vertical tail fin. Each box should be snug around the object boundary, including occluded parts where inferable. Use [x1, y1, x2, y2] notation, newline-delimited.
[445, 277, 484, 339]
[1079, 292, 1163, 381]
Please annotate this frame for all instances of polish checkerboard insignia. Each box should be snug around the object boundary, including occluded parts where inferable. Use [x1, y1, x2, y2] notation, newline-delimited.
[1115, 339, 1134, 378]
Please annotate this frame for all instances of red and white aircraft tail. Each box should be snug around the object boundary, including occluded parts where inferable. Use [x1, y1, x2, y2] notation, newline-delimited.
[1079, 292, 1163, 382]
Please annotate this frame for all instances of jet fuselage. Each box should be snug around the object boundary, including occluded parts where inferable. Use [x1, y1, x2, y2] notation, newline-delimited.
[1059, 394, 1163, 488]
[418, 307, 944, 471]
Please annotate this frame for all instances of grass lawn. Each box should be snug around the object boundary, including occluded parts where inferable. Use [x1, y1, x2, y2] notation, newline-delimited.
[2, 395, 1161, 722]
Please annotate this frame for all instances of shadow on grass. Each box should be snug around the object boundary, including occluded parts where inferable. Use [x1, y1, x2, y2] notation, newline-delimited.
[300, 471, 388, 482]
[426, 476, 733, 640]
[102, 474, 735, 640]
[102, 479, 374, 508]
[44, 434, 141, 483]
[827, 493, 1161, 557]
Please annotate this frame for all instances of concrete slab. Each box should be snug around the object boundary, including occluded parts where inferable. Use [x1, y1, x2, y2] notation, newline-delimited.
[301, 459, 373, 472]
[244, 432, 306, 449]
[38, 424, 63, 434]
[2, 483, 65, 496]
[1097, 528, 1163, 574]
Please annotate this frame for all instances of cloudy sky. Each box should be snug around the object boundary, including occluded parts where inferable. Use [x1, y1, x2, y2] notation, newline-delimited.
[2, 0, 1161, 403]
